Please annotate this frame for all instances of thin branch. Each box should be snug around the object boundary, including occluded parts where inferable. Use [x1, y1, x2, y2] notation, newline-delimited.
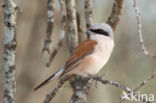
[3, 0, 17, 103]
[46, 0, 66, 67]
[89, 75, 131, 93]
[133, 0, 156, 58]
[84, 0, 93, 39]
[107, 0, 124, 31]
[119, 0, 156, 103]
[89, 75, 152, 103]
[42, 0, 55, 54]
[43, 75, 71, 103]
[119, 69, 156, 103]
[134, 69, 156, 92]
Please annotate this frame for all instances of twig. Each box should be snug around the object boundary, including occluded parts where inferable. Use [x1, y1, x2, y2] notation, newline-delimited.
[107, 0, 124, 31]
[134, 69, 156, 92]
[119, 0, 156, 103]
[84, 0, 93, 39]
[42, 0, 55, 54]
[43, 75, 70, 103]
[89, 75, 131, 93]
[89, 75, 152, 103]
[46, 0, 66, 67]
[119, 69, 156, 103]
[133, 0, 156, 58]
[3, 0, 17, 103]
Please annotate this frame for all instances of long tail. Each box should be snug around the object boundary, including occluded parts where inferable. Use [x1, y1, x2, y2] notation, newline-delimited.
[34, 67, 64, 91]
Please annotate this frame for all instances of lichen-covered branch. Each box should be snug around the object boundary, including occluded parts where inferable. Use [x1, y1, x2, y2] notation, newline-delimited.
[46, 0, 66, 67]
[42, 0, 55, 54]
[69, 76, 91, 103]
[43, 75, 71, 103]
[2, 0, 17, 103]
[59, 0, 66, 28]
[84, 0, 93, 39]
[133, 0, 156, 58]
[107, 0, 124, 31]
[65, 0, 78, 53]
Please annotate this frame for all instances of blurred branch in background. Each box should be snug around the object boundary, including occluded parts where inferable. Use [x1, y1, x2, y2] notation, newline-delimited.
[46, 0, 66, 67]
[2, 0, 17, 103]
[119, 0, 156, 103]
[84, 0, 93, 39]
[107, 0, 124, 31]
[65, 0, 78, 53]
[133, 0, 156, 58]
[76, 12, 84, 43]
[42, 0, 55, 54]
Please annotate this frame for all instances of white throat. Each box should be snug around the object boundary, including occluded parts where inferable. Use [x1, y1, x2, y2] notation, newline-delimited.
[90, 34, 113, 44]
[89, 34, 114, 73]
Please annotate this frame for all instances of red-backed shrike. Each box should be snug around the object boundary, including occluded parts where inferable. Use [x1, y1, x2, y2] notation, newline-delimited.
[34, 23, 114, 91]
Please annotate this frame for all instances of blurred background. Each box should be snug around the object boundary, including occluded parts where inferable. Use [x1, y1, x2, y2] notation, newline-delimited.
[0, 0, 156, 103]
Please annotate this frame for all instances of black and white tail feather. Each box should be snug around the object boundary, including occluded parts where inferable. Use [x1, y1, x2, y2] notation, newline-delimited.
[34, 67, 64, 91]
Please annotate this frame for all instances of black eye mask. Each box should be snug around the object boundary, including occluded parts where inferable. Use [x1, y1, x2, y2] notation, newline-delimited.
[90, 29, 109, 37]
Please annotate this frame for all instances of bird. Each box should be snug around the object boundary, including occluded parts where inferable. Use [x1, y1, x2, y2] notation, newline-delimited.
[34, 23, 114, 91]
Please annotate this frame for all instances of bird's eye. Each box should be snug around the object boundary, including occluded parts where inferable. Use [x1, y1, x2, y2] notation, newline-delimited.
[90, 29, 109, 36]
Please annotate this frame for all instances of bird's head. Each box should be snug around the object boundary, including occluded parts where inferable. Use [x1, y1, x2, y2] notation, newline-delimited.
[86, 23, 113, 39]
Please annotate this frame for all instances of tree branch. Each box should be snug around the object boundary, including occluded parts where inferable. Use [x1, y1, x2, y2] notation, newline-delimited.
[46, 34, 64, 67]
[84, 0, 93, 39]
[43, 75, 71, 103]
[65, 0, 78, 53]
[107, 0, 124, 31]
[119, 69, 156, 103]
[3, 0, 17, 103]
[89, 75, 152, 103]
[69, 76, 91, 103]
[133, 0, 156, 58]
[134, 69, 156, 92]
[42, 0, 55, 54]
[76, 12, 84, 43]
[46, 0, 66, 67]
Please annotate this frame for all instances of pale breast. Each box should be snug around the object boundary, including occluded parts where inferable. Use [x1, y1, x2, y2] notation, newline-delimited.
[72, 38, 114, 76]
